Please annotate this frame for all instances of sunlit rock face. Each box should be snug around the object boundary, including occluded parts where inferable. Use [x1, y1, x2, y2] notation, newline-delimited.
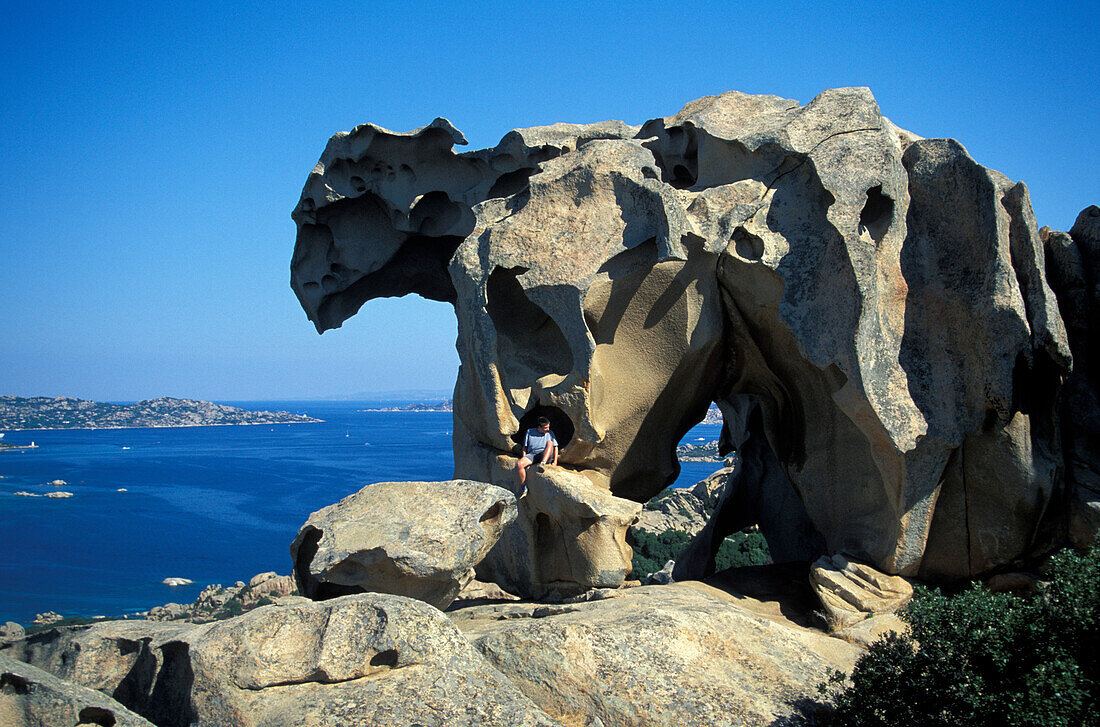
[291, 88, 1072, 582]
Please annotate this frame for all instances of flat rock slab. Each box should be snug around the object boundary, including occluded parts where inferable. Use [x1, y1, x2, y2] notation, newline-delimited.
[0, 653, 155, 727]
[291, 479, 517, 609]
[460, 582, 860, 727]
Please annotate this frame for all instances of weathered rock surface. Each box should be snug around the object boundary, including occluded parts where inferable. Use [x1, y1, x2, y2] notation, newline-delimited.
[5, 594, 561, 727]
[0, 654, 156, 727]
[476, 460, 640, 598]
[454, 582, 859, 727]
[809, 553, 913, 629]
[292, 88, 1075, 583]
[291, 479, 516, 608]
[1044, 206, 1100, 548]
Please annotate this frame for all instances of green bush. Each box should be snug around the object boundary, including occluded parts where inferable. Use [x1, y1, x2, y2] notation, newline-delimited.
[629, 528, 772, 578]
[629, 529, 691, 579]
[820, 542, 1100, 726]
[714, 530, 771, 571]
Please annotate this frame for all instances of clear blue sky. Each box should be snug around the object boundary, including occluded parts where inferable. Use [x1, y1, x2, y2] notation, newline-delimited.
[1, 1, 1096, 401]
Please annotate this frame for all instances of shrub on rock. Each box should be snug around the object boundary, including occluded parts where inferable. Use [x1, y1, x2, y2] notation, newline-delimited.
[821, 542, 1100, 726]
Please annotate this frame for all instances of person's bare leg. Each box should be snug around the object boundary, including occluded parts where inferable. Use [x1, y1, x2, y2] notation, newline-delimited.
[516, 455, 533, 486]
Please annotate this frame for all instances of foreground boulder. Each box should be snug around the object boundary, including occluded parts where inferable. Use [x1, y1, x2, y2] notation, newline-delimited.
[292, 87, 1074, 582]
[0, 654, 154, 727]
[5, 594, 560, 727]
[474, 459, 641, 598]
[453, 582, 860, 726]
[291, 479, 516, 608]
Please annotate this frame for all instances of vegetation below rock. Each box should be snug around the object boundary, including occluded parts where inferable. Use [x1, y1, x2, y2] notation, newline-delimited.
[629, 529, 771, 579]
[820, 541, 1100, 726]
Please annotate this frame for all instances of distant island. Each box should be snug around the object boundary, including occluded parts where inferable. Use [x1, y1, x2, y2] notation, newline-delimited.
[365, 399, 453, 412]
[676, 440, 723, 462]
[0, 396, 322, 430]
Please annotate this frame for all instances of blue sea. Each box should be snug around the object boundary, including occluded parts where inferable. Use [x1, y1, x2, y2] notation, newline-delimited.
[0, 401, 722, 624]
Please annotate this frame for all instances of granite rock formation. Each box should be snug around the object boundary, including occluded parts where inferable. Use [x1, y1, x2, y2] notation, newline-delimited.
[1044, 206, 1100, 548]
[4, 595, 560, 727]
[474, 461, 640, 598]
[0, 654, 155, 727]
[809, 553, 913, 629]
[292, 88, 1075, 585]
[291, 479, 516, 609]
[453, 582, 859, 726]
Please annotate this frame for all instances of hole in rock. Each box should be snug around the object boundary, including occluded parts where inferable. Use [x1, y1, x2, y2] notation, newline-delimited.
[349, 176, 367, 193]
[480, 501, 506, 523]
[732, 228, 765, 260]
[370, 649, 399, 669]
[488, 168, 536, 199]
[639, 122, 699, 189]
[1, 673, 30, 694]
[486, 266, 573, 378]
[858, 185, 893, 244]
[78, 707, 117, 727]
[671, 164, 695, 188]
[409, 192, 465, 237]
[534, 512, 555, 553]
[510, 403, 575, 450]
[641, 166, 659, 180]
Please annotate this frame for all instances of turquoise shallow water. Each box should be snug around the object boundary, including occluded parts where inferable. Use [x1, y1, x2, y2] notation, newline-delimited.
[0, 401, 721, 624]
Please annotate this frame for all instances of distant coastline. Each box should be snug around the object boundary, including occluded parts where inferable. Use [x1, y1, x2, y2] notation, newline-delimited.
[0, 396, 322, 431]
[362, 399, 453, 413]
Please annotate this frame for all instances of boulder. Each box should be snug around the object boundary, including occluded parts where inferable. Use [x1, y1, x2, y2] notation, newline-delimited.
[459, 582, 860, 727]
[834, 613, 908, 649]
[291, 479, 516, 609]
[475, 459, 641, 598]
[6, 594, 561, 727]
[0, 623, 23, 644]
[0, 654, 155, 727]
[291, 88, 1074, 582]
[810, 553, 913, 630]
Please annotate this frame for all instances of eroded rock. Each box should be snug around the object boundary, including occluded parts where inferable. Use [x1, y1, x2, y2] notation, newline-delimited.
[291, 479, 516, 609]
[291, 88, 1075, 583]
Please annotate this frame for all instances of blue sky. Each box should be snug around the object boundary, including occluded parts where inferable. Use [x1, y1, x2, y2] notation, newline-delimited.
[1, 1, 1096, 401]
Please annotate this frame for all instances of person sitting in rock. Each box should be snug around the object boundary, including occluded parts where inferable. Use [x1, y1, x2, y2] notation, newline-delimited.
[516, 416, 558, 488]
